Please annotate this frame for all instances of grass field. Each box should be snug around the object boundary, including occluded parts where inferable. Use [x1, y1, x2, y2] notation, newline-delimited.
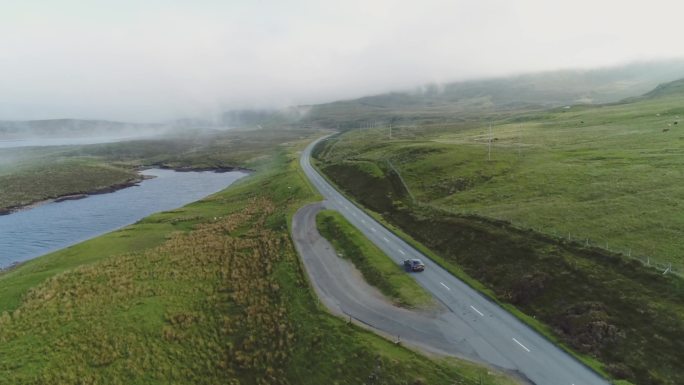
[0, 131, 517, 385]
[313, 80, 684, 385]
[317, 80, 684, 272]
[0, 128, 315, 212]
[316, 209, 434, 309]
[0, 157, 139, 212]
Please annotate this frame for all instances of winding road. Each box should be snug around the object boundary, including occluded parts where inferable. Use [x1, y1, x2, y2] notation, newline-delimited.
[292, 136, 610, 385]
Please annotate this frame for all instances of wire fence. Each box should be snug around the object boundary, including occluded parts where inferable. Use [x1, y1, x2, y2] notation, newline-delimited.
[384, 159, 416, 203]
[426, 203, 681, 277]
[526, 224, 680, 277]
[347, 132, 681, 278]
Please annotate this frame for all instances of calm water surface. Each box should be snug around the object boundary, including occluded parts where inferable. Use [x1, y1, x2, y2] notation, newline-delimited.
[0, 169, 247, 268]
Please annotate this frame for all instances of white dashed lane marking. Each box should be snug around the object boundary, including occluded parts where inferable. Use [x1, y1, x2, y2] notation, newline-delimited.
[512, 338, 531, 352]
[470, 305, 484, 316]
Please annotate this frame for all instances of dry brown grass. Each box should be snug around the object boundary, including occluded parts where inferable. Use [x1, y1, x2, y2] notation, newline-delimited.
[0, 197, 297, 384]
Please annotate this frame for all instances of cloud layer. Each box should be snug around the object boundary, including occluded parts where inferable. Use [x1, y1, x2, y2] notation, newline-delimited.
[2, 0, 684, 122]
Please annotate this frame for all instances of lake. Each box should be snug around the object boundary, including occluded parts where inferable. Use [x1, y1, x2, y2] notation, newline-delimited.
[0, 168, 247, 268]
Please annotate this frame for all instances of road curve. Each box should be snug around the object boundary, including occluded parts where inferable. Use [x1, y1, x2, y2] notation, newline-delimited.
[293, 135, 610, 385]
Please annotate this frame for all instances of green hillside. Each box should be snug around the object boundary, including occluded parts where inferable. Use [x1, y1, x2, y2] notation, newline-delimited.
[314, 79, 684, 385]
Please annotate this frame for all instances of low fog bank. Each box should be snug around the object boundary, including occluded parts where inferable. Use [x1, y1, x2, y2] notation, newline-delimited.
[0, 119, 165, 140]
[0, 118, 243, 148]
[217, 60, 684, 130]
[221, 106, 311, 129]
[294, 59, 684, 129]
[4, 59, 684, 135]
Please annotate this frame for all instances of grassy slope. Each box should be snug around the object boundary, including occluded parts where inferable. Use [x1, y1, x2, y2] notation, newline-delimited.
[316, 88, 684, 272]
[0, 129, 314, 212]
[316, 209, 434, 309]
[0, 158, 139, 211]
[314, 86, 684, 385]
[0, 134, 517, 385]
[429, 94, 684, 272]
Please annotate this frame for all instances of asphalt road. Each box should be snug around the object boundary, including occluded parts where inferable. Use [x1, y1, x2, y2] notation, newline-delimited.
[292, 136, 610, 385]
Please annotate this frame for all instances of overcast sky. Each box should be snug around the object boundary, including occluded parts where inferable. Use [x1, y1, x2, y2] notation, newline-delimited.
[2, 0, 684, 122]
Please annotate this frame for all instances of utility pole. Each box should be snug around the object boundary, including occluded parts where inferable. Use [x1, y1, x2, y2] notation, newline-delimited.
[488, 123, 492, 161]
[518, 124, 522, 158]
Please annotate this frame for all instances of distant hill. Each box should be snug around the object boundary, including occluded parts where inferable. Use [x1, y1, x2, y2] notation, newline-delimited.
[221, 107, 311, 129]
[222, 110, 276, 127]
[639, 78, 684, 99]
[300, 59, 684, 128]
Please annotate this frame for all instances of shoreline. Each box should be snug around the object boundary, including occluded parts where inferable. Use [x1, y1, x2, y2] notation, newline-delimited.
[0, 260, 23, 275]
[152, 164, 253, 173]
[0, 176, 146, 216]
[0, 166, 252, 217]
